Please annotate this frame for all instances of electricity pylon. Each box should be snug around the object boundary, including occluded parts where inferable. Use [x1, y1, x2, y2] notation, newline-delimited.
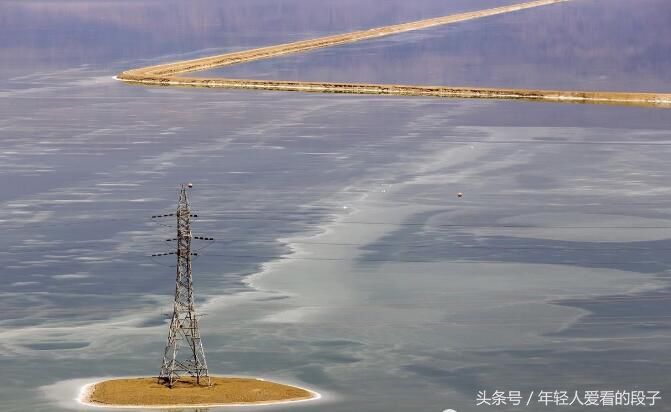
[154, 184, 211, 387]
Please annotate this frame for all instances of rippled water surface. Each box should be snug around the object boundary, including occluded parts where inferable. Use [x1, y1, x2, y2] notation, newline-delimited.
[1, 0, 670, 411]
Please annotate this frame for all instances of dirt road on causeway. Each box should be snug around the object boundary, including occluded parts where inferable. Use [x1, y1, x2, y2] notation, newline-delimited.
[117, 0, 671, 108]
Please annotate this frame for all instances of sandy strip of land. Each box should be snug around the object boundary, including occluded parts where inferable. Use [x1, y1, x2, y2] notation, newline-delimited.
[78, 376, 321, 409]
[117, 0, 671, 108]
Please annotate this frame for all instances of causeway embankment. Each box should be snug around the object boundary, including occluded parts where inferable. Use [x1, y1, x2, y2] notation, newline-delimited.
[117, 0, 671, 108]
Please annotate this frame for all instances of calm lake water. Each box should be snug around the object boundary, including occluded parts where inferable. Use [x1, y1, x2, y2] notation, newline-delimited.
[1, 0, 670, 411]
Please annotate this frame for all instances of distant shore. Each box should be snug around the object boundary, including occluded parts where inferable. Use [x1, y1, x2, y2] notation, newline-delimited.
[116, 0, 671, 108]
[79, 376, 320, 408]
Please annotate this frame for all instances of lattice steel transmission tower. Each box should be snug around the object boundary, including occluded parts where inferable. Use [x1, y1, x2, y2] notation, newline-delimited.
[154, 183, 212, 387]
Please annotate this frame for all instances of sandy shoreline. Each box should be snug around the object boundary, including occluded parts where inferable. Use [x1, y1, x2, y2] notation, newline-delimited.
[116, 0, 671, 108]
[77, 376, 321, 409]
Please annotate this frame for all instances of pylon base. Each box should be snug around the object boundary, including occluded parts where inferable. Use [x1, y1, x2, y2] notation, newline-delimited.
[80, 376, 318, 408]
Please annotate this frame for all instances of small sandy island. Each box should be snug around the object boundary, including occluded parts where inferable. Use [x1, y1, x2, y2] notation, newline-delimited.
[81, 376, 318, 408]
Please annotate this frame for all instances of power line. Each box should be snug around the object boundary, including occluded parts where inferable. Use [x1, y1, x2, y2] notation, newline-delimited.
[5, 252, 668, 270]
[6, 212, 671, 232]
[163, 253, 671, 267]
[6, 239, 671, 258]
